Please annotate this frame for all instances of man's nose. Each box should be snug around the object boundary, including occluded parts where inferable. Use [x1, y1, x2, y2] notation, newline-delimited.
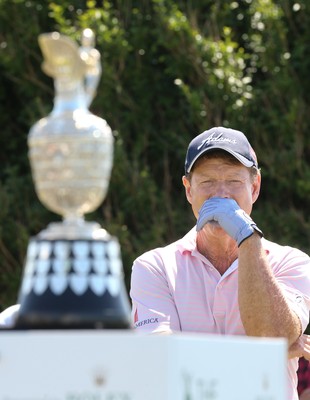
[212, 181, 230, 198]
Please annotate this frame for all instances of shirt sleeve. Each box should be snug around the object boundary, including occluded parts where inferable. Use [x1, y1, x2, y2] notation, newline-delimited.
[130, 253, 181, 334]
[0, 304, 20, 328]
[272, 246, 310, 333]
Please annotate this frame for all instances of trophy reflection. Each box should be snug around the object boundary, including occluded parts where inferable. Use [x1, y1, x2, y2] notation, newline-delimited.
[15, 29, 131, 329]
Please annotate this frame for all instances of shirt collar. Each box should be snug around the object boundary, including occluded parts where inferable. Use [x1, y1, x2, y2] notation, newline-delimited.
[176, 226, 197, 254]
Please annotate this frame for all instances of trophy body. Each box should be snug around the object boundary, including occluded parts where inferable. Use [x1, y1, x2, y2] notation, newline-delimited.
[15, 30, 131, 329]
[29, 110, 113, 228]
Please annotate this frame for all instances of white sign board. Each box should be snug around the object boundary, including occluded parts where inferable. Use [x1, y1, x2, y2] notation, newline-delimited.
[0, 330, 286, 400]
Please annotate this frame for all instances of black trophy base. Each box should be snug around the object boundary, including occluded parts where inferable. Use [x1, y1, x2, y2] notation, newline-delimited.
[15, 289, 132, 330]
[15, 237, 132, 330]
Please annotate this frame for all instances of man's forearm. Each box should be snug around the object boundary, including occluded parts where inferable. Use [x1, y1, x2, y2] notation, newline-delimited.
[238, 233, 301, 345]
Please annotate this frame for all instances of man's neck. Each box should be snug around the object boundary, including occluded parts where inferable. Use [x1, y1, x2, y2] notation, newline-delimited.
[196, 226, 238, 275]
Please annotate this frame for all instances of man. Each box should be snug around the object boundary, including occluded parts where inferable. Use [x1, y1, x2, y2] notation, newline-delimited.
[298, 357, 310, 398]
[130, 126, 310, 400]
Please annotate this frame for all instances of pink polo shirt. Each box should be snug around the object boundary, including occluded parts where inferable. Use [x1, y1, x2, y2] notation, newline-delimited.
[130, 227, 310, 400]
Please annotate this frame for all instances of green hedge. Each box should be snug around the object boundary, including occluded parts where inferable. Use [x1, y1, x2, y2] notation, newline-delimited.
[1, 0, 310, 309]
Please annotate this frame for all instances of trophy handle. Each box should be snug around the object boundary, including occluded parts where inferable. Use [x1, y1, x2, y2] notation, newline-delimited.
[79, 28, 102, 108]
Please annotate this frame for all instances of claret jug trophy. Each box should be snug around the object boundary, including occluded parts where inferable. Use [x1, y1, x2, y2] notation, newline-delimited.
[15, 29, 131, 329]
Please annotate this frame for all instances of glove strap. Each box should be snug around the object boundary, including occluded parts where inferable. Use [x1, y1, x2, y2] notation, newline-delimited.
[238, 224, 263, 247]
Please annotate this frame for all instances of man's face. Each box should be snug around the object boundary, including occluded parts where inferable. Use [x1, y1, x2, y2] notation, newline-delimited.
[182, 155, 261, 221]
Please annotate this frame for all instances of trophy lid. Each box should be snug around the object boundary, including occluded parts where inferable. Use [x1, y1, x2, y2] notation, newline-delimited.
[39, 32, 86, 81]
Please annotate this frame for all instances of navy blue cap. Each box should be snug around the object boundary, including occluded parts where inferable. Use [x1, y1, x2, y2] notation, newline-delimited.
[184, 126, 258, 174]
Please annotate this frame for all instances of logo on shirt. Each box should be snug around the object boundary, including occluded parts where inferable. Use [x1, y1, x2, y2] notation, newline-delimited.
[134, 317, 159, 328]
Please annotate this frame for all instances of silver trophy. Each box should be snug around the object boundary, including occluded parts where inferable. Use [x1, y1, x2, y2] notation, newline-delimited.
[15, 29, 131, 329]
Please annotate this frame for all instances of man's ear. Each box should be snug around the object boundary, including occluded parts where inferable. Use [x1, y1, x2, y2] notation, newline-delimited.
[252, 172, 261, 204]
[182, 175, 192, 204]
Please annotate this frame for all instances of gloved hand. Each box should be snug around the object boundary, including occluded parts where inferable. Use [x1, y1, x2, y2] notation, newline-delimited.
[196, 197, 263, 246]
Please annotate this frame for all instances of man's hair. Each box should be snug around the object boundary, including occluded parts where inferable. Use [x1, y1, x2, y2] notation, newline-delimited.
[185, 149, 260, 182]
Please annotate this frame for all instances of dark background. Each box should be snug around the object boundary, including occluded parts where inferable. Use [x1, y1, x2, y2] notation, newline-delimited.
[1, 0, 310, 309]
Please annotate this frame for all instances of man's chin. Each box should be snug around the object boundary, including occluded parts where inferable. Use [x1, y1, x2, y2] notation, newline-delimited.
[203, 221, 226, 234]
[207, 220, 221, 228]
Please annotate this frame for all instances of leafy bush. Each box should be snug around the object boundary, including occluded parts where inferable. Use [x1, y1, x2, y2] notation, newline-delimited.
[0, 0, 310, 309]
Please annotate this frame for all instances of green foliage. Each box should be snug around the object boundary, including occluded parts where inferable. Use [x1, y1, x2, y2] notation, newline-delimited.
[0, 0, 310, 309]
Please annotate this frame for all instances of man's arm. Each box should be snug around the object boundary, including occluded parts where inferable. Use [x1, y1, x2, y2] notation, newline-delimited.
[288, 334, 310, 359]
[238, 233, 301, 345]
[197, 197, 310, 345]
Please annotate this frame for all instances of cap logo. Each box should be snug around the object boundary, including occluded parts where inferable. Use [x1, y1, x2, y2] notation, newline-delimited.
[197, 132, 237, 150]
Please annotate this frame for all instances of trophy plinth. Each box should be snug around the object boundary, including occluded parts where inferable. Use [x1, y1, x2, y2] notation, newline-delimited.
[16, 236, 131, 329]
[15, 30, 131, 329]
